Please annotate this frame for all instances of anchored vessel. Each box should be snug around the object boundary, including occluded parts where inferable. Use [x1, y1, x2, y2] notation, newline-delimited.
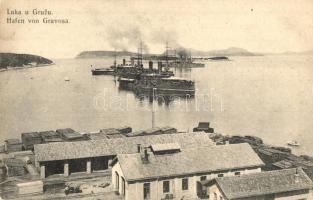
[287, 141, 300, 147]
[91, 67, 115, 75]
[133, 73, 195, 93]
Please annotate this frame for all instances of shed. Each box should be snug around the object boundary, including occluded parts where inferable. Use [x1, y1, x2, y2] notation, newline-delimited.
[193, 122, 214, 133]
[56, 128, 86, 141]
[21, 132, 42, 150]
[40, 131, 62, 143]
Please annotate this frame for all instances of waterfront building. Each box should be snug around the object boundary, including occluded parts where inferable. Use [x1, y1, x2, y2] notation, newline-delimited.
[34, 132, 214, 179]
[202, 168, 313, 200]
[110, 143, 264, 200]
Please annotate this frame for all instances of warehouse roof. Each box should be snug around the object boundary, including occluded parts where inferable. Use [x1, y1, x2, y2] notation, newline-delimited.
[206, 168, 313, 199]
[115, 143, 264, 181]
[34, 133, 214, 162]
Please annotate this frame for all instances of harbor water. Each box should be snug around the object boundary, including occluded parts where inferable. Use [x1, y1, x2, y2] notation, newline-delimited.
[0, 55, 313, 155]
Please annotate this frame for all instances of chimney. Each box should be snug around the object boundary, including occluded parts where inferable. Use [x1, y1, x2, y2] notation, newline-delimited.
[149, 61, 153, 71]
[137, 144, 141, 153]
[123, 59, 126, 65]
[295, 168, 300, 183]
[142, 147, 149, 164]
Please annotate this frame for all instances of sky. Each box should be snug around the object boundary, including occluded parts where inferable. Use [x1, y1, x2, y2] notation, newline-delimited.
[0, 0, 313, 58]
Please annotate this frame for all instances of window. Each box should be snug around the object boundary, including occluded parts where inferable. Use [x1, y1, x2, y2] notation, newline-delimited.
[218, 174, 224, 177]
[163, 180, 170, 193]
[182, 178, 188, 190]
[143, 182, 150, 199]
[121, 177, 125, 196]
[200, 176, 207, 181]
[235, 172, 240, 176]
[115, 172, 119, 191]
[214, 193, 217, 200]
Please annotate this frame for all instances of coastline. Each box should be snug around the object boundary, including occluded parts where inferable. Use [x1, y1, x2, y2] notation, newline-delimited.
[0, 63, 54, 73]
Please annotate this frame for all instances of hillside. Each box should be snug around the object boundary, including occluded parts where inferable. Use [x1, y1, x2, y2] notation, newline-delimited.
[0, 53, 53, 69]
[76, 51, 137, 58]
[191, 47, 262, 57]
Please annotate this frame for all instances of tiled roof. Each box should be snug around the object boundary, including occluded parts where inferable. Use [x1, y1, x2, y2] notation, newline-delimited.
[116, 143, 264, 181]
[212, 168, 313, 199]
[34, 133, 214, 162]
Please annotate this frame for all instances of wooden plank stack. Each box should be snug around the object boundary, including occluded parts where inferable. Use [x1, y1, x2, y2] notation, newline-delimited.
[21, 132, 42, 151]
[4, 139, 22, 152]
[17, 180, 43, 195]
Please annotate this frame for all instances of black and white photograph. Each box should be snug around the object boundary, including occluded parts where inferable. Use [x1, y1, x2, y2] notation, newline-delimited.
[0, 0, 313, 199]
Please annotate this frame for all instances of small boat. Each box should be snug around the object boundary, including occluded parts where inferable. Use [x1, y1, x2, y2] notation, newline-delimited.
[207, 56, 229, 61]
[91, 68, 115, 75]
[287, 141, 300, 147]
[64, 77, 70, 81]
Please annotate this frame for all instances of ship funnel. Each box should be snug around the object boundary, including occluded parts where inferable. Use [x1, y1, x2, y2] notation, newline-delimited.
[149, 61, 153, 71]
[158, 62, 162, 72]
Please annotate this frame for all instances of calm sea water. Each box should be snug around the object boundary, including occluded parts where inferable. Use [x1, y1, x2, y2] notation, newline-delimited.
[0, 55, 313, 155]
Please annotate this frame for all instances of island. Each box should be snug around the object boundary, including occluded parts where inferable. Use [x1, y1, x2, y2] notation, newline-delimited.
[0, 53, 53, 71]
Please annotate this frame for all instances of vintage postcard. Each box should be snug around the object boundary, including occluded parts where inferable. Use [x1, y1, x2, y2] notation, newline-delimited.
[0, 0, 313, 199]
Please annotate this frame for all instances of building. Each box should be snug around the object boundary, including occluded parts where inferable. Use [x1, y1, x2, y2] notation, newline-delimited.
[110, 143, 264, 200]
[203, 168, 313, 200]
[21, 132, 42, 151]
[4, 139, 22, 152]
[34, 132, 214, 179]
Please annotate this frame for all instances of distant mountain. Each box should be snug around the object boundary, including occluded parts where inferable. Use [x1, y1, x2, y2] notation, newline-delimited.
[76, 50, 137, 58]
[76, 47, 262, 59]
[0, 53, 53, 69]
[190, 47, 262, 57]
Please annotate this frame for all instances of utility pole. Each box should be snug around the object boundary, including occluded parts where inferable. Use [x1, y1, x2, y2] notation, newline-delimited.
[152, 88, 156, 128]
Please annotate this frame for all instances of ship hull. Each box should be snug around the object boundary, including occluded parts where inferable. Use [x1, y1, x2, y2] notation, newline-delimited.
[91, 68, 115, 75]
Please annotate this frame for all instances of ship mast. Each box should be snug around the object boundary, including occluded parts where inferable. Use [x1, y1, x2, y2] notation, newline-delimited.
[165, 41, 170, 71]
[114, 49, 117, 68]
[137, 40, 143, 67]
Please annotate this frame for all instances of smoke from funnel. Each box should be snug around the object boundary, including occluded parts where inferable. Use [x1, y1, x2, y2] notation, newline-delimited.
[176, 47, 190, 59]
[106, 25, 149, 53]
